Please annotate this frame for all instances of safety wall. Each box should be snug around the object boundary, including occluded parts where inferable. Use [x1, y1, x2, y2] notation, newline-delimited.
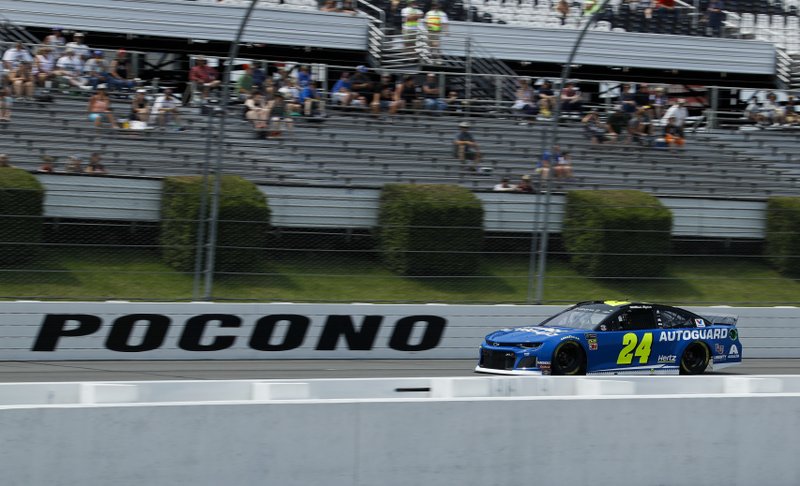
[1, 376, 800, 486]
[1, 301, 798, 359]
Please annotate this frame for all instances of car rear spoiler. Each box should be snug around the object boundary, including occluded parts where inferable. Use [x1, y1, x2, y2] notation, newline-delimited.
[702, 314, 738, 326]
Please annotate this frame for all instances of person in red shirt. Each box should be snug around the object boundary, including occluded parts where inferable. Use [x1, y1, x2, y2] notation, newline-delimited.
[654, 0, 677, 32]
[188, 56, 221, 102]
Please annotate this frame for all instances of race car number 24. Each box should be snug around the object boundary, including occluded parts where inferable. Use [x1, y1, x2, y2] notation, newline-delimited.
[617, 332, 653, 365]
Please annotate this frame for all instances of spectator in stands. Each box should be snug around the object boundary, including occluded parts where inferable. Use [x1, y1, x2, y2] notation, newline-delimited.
[130, 89, 150, 122]
[535, 150, 552, 184]
[55, 49, 84, 90]
[560, 80, 582, 115]
[87, 85, 117, 128]
[554, 150, 573, 180]
[757, 92, 782, 126]
[515, 174, 534, 193]
[662, 98, 687, 134]
[654, 0, 677, 32]
[634, 106, 655, 145]
[321, 0, 338, 12]
[424, 3, 449, 58]
[3, 42, 32, 71]
[512, 78, 537, 123]
[331, 72, 353, 106]
[582, 109, 606, 143]
[38, 155, 55, 173]
[278, 78, 303, 116]
[245, 91, 269, 129]
[493, 177, 516, 191]
[151, 87, 184, 130]
[784, 96, 798, 126]
[296, 65, 311, 88]
[536, 80, 555, 118]
[83, 50, 108, 90]
[33, 46, 56, 87]
[65, 33, 90, 60]
[300, 80, 325, 116]
[84, 152, 107, 174]
[349, 65, 373, 107]
[65, 155, 83, 173]
[453, 121, 481, 170]
[620, 83, 638, 118]
[705, 0, 724, 37]
[371, 74, 396, 117]
[556, 0, 570, 24]
[268, 93, 293, 136]
[237, 64, 255, 99]
[422, 73, 446, 112]
[401, 0, 424, 48]
[107, 49, 137, 91]
[606, 107, 629, 142]
[273, 65, 291, 88]
[189, 56, 221, 102]
[392, 75, 421, 114]
[635, 83, 651, 107]
[252, 64, 267, 91]
[649, 86, 668, 119]
[663, 116, 685, 151]
[0, 154, 12, 168]
[44, 27, 66, 54]
[446, 90, 462, 113]
[9, 61, 34, 100]
[341, 0, 357, 14]
[0, 87, 11, 122]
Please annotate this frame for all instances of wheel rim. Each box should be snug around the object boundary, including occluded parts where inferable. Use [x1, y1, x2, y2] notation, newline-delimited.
[554, 343, 580, 374]
[682, 344, 708, 373]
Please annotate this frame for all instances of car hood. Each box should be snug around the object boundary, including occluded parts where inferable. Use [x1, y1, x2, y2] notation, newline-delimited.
[485, 326, 582, 345]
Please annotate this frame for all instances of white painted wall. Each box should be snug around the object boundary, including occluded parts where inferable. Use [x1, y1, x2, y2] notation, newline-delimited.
[2, 376, 800, 486]
[1, 302, 799, 359]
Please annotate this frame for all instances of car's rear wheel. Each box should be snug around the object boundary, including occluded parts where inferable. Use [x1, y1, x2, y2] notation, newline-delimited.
[680, 342, 710, 375]
[552, 341, 586, 375]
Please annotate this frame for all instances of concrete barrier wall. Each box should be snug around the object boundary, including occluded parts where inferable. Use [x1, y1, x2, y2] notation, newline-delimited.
[2, 376, 800, 486]
[1, 302, 799, 359]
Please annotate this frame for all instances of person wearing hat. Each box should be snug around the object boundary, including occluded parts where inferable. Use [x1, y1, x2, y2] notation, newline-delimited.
[349, 65, 372, 107]
[65, 32, 89, 60]
[453, 121, 481, 170]
[55, 48, 84, 89]
[83, 50, 108, 90]
[87, 84, 117, 128]
[189, 56, 221, 102]
[64, 155, 82, 173]
[516, 174, 535, 193]
[151, 87, 184, 130]
[401, 0, 424, 48]
[661, 97, 687, 137]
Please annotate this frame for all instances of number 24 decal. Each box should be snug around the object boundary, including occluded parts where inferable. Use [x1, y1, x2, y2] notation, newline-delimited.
[617, 332, 653, 365]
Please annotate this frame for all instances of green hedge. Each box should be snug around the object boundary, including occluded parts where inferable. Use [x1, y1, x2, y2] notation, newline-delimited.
[378, 183, 484, 276]
[562, 190, 672, 278]
[160, 175, 270, 273]
[766, 197, 800, 276]
[0, 168, 44, 266]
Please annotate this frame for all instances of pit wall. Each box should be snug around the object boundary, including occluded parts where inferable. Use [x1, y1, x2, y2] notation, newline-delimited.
[1, 302, 798, 359]
[2, 376, 800, 486]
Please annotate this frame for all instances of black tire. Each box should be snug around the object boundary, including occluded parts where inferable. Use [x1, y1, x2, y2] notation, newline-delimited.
[551, 341, 586, 375]
[680, 342, 710, 375]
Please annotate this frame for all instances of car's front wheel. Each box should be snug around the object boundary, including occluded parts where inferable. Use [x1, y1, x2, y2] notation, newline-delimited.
[680, 342, 710, 375]
[551, 341, 586, 375]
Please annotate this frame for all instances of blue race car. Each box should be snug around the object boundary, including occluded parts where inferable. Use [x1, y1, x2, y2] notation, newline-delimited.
[476, 301, 742, 375]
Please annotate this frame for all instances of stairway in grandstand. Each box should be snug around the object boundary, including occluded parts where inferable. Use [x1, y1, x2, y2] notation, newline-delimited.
[3, 90, 800, 197]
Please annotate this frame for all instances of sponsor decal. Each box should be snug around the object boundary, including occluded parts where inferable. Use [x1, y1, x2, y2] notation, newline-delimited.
[599, 324, 607, 331]
[715, 343, 725, 355]
[728, 344, 739, 358]
[514, 327, 564, 336]
[695, 318, 705, 328]
[586, 333, 597, 340]
[538, 361, 552, 375]
[713, 355, 727, 362]
[729, 329, 738, 341]
[32, 313, 446, 353]
[658, 328, 728, 342]
[560, 335, 580, 341]
[588, 338, 598, 351]
[657, 354, 677, 364]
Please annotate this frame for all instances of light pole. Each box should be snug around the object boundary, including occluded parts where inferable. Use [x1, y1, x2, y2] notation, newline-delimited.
[532, 0, 612, 304]
[203, 0, 260, 300]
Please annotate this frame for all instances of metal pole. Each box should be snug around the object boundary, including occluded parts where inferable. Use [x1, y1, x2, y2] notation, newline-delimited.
[192, 108, 215, 300]
[533, 0, 612, 304]
[203, 0, 260, 300]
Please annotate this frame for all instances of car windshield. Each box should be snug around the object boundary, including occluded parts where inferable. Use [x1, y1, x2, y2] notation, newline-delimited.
[540, 303, 615, 330]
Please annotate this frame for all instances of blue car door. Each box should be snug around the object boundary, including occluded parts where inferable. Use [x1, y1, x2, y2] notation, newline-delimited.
[593, 305, 674, 373]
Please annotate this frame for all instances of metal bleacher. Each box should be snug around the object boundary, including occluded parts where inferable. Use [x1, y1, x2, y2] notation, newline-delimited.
[4, 92, 800, 198]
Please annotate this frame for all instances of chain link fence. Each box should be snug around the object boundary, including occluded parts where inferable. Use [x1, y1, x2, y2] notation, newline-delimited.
[1, 173, 798, 305]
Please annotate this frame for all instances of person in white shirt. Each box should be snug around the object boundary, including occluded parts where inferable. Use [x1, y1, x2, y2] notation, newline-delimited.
[150, 88, 184, 129]
[33, 46, 56, 86]
[661, 98, 687, 135]
[401, 0, 424, 48]
[3, 42, 32, 71]
[55, 50, 85, 88]
[65, 32, 90, 60]
[44, 27, 66, 54]
[423, 3, 448, 56]
[493, 177, 517, 192]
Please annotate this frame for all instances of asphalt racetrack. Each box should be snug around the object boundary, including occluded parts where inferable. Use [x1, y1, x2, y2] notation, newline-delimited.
[0, 359, 799, 382]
